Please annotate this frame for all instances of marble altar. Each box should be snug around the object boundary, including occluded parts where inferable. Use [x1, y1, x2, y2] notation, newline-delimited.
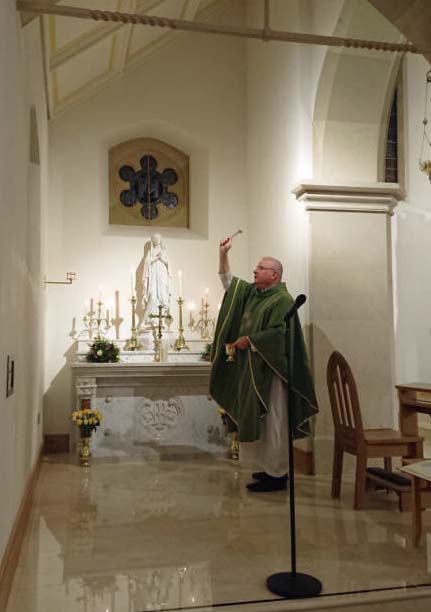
[72, 340, 226, 456]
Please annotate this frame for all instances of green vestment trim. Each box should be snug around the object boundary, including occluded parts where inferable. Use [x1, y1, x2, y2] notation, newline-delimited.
[209, 277, 319, 443]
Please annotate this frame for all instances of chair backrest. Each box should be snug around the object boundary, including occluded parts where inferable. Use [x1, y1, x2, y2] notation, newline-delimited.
[327, 351, 364, 444]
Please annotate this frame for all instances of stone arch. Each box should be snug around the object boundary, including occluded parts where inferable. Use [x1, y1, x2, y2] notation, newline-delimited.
[313, 0, 404, 183]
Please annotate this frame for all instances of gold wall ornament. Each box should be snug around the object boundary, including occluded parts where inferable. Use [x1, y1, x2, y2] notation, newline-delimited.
[419, 69, 431, 183]
[109, 138, 189, 228]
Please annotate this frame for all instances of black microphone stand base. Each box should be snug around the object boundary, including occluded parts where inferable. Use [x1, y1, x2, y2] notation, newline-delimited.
[267, 572, 322, 599]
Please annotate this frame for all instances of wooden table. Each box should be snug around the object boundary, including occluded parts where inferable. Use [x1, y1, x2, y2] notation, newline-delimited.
[400, 460, 431, 546]
[397, 384, 431, 542]
[397, 383, 431, 442]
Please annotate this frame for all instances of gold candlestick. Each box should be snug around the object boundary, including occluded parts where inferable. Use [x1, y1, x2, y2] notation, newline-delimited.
[174, 297, 189, 351]
[125, 295, 142, 351]
[82, 303, 97, 339]
[86, 300, 111, 340]
[189, 298, 215, 340]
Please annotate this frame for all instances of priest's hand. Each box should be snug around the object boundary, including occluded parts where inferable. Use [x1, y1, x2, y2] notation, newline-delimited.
[219, 236, 233, 254]
[232, 336, 250, 350]
[219, 236, 232, 275]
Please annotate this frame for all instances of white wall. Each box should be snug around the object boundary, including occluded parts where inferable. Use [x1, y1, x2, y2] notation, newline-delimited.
[313, 0, 403, 182]
[0, 4, 47, 562]
[245, 0, 344, 300]
[394, 53, 431, 386]
[45, 2, 248, 434]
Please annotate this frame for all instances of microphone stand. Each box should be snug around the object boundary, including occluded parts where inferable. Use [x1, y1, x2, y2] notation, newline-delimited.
[266, 294, 322, 599]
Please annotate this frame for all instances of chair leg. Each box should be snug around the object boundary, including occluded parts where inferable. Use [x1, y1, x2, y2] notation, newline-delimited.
[384, 457, 392, 472]
[354, 454, 367, 510]
[331, 443, 343, 498]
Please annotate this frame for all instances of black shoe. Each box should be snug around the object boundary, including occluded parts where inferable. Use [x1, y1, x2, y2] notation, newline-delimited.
[252, 471, 288, 482]
[252, 471, 269, 481]
[246, 475, 288, 492]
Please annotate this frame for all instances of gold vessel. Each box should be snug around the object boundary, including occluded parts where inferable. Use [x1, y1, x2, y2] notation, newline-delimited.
[80, 437, 92, 467]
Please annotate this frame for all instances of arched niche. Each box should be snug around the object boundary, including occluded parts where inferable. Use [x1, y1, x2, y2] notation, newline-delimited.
[313, 0, 404, 183]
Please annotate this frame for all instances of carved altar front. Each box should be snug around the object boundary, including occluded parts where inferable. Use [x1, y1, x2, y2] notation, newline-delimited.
[71, 362, 227, 456]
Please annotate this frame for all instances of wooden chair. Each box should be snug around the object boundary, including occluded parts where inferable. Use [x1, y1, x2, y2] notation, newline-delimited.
[327, 351, 423, 510]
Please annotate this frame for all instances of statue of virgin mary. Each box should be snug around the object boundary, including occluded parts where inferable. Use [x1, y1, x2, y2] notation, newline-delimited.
[136, 233, 171, 329]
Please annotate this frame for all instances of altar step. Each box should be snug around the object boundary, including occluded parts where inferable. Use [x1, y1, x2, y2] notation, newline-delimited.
[191, 586, 431, 612]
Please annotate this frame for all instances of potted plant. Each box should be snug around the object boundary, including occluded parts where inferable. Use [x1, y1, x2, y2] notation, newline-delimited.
[85, 338, 120, 363]
[71, 401, 103, 466]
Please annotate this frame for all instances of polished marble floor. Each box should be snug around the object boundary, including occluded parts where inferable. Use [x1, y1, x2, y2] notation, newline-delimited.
[3, 444, 431, 612]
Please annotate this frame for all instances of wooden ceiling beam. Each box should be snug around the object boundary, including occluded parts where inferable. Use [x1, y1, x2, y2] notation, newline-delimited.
[17, 0, 424, 55]
[20, 0, 62, 26]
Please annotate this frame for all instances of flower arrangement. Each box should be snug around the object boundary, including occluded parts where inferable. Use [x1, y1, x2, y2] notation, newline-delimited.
[85, 338, 120, 363]
[419, 160, 431, 181]
[71, 407, 103, 439]
[200, 342, 212, 361]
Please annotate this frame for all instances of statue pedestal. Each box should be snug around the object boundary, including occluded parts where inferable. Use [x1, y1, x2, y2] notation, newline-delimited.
[136, 326, 174, 361]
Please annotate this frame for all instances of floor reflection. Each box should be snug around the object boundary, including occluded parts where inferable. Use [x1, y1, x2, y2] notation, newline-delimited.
[4, 447, 431, 612]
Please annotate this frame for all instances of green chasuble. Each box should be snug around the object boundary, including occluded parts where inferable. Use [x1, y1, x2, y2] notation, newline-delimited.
[209, 277, 318, 443]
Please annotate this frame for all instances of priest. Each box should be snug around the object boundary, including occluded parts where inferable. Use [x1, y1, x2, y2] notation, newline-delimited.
[210, 236, 318, 492]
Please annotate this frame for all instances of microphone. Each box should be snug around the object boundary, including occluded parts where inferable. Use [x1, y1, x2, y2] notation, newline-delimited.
[284, 294, 307, 323]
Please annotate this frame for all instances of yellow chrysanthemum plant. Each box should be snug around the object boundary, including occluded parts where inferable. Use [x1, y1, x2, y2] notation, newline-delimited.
[71, 406, 103, 439]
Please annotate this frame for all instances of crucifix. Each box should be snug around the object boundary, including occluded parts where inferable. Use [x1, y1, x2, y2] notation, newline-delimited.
[148, 305, 172, 362]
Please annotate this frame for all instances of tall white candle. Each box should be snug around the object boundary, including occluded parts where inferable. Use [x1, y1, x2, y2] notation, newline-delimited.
[188, 302, 195, 326]
[178, 270, 183, 297]
[131, 267, 135, 297]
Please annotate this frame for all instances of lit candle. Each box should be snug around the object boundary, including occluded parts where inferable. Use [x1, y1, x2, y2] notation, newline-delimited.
[188, 301, 195, 326]
[98, 286, 103, 303]
[131, 267, 135, 297]
[106, 309, 110, 324]
[178, 270, 183, 297]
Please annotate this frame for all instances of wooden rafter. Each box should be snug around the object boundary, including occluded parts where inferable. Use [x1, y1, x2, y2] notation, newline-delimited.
[20, 0, 62, 26]
[17, 0, 424, 55]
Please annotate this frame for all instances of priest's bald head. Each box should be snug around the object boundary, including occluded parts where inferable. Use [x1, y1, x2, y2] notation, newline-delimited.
[253, 257, 283, 290]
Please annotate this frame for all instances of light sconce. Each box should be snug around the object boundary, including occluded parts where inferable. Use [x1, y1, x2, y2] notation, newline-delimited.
[45, 272, 77, 285]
